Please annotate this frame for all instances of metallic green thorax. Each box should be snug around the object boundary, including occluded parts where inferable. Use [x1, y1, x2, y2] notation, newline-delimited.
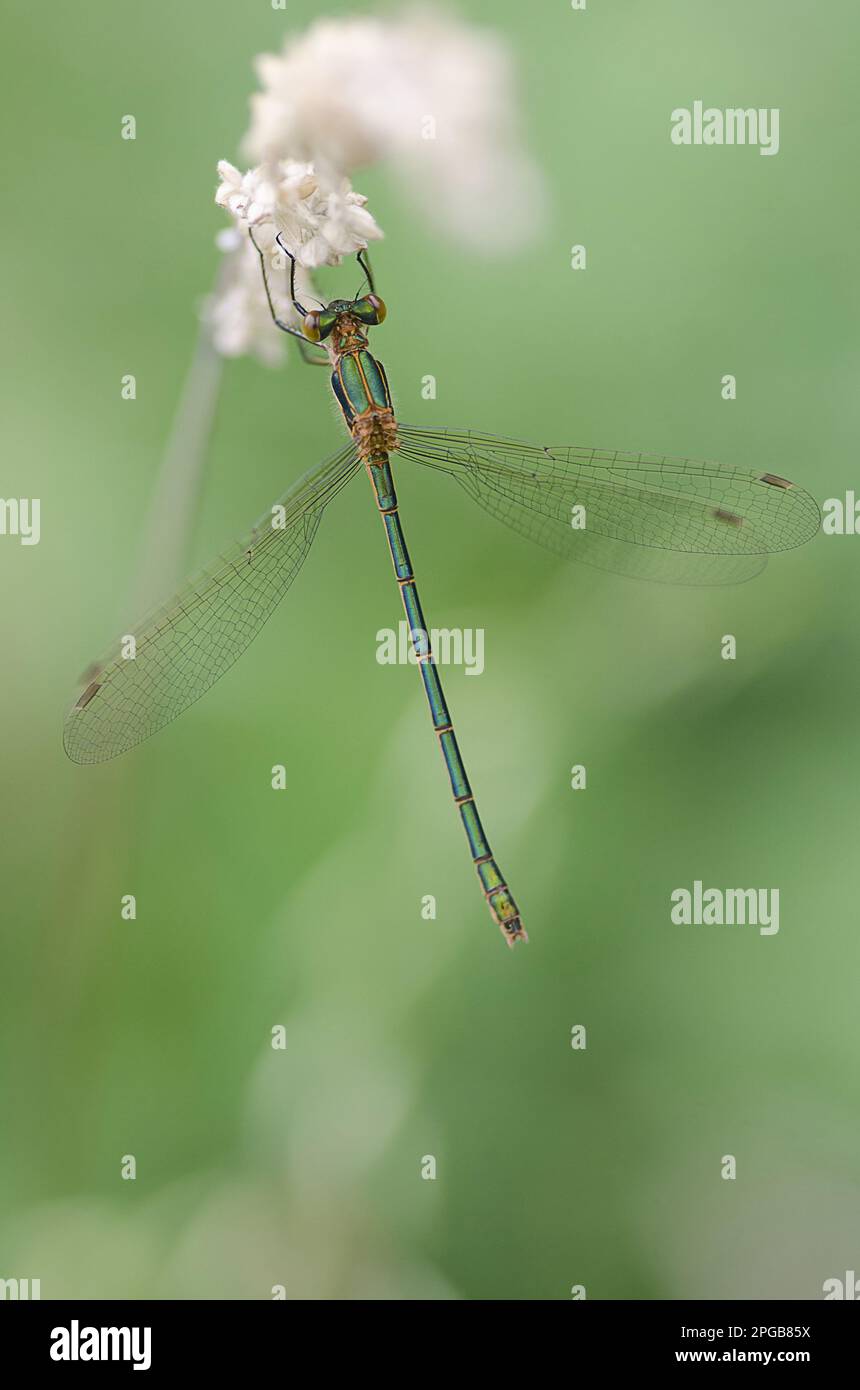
[331, 349, 392, 427]
[325, 305, 526, 945]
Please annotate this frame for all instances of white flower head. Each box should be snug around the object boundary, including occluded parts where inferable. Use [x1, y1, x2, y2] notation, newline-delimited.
[215, 158, 382, 269]
[243, 8, 545, 252]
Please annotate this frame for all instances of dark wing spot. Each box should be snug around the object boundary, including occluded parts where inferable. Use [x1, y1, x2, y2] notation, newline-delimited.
[75, 680, 101, 710]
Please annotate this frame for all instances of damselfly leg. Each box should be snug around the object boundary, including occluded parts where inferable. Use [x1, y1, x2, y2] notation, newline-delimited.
[249, 229, 329, 366]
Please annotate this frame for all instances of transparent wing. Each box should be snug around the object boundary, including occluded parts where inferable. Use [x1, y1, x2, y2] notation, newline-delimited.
[64, 442, 360, 764]
[396, 426, 820, 586]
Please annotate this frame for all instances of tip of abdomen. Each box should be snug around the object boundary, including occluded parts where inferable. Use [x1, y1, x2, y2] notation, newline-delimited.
[502, 918, 529, 947]
[488, 886, 528, 946]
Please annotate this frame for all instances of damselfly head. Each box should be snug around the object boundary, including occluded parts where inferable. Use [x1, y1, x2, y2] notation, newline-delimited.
[302, 294, 387, 343]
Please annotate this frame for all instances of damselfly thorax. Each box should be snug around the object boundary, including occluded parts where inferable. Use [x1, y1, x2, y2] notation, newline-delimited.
[323, 305, 400, 463]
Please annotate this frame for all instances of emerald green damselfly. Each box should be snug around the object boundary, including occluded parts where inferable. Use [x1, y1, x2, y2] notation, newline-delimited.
[64, 239, 820, 946]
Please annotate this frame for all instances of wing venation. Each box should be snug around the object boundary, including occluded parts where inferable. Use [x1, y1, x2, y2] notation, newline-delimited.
[64, 443, 360, 764]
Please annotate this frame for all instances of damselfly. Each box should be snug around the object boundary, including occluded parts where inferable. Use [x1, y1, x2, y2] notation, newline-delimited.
[64, 238, 820, 946]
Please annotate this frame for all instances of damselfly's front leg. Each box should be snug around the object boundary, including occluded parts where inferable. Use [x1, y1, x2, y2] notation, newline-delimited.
[248, 230, 329, 366]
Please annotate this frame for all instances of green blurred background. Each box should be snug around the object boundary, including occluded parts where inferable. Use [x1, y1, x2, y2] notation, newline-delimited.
[1, 0, 859, 1300]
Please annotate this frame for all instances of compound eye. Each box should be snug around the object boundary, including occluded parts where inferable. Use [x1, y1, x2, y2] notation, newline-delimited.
[303, 311, 322, 342]
[303, 310, 336, 342]
[352, 294, 387, 326]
